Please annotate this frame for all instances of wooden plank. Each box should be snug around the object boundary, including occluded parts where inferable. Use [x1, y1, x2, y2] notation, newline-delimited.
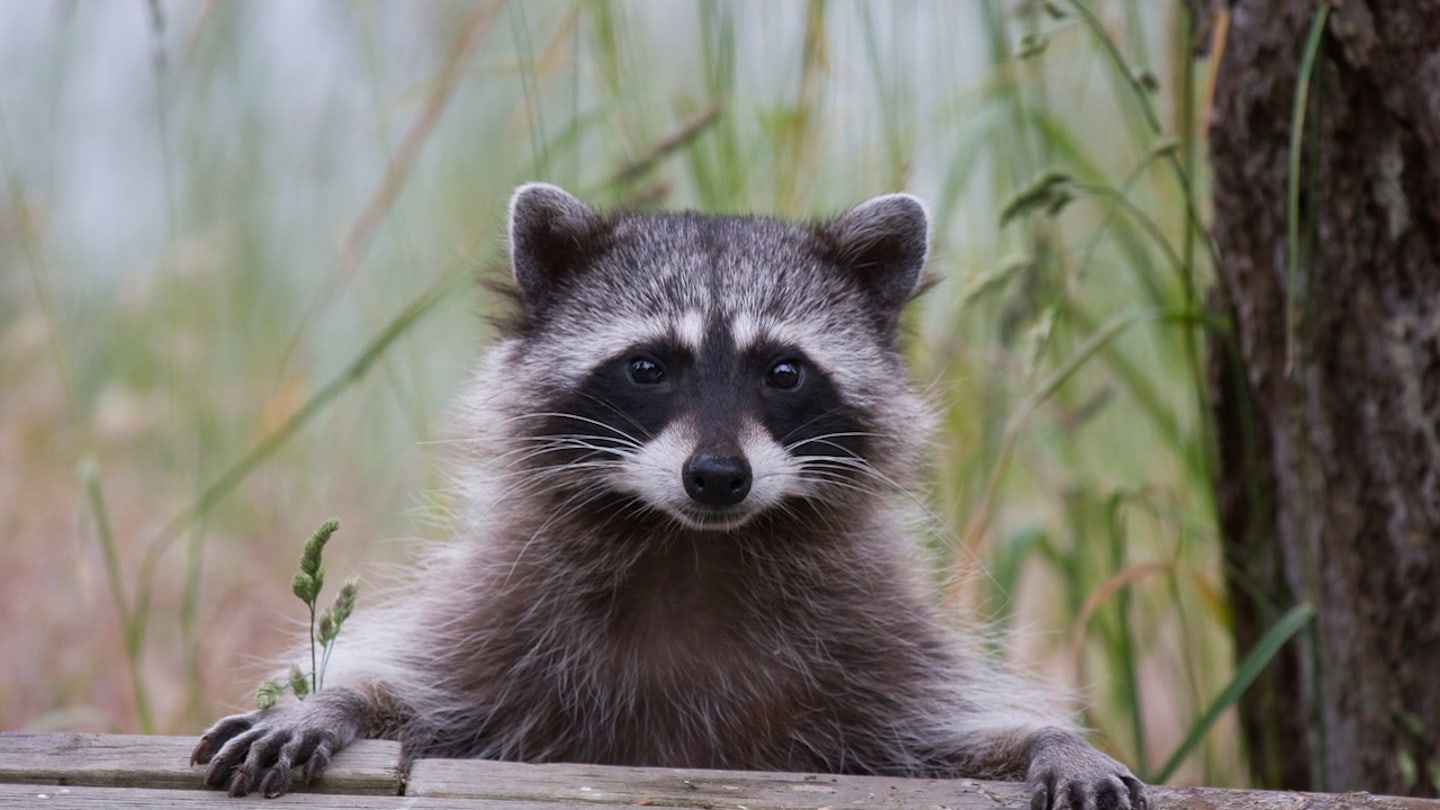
[0, 782, 609, 809]
[1153, 786, 1440, 810]
[0, 733, 403, 795]
[408, 757, 1031, 809]
[6, 733, 1440, 809]
[407, 758, 1440, 810]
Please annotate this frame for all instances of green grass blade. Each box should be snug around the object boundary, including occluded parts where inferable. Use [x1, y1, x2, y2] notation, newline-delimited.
[1152, 603, 1316, 783]
[1284, 3, 1330, 375]
[0, 103, 80, 429]
[1064, 0, 1161, 136]
[1105, 492, 1146, 776]
[80, 460, 154, 733]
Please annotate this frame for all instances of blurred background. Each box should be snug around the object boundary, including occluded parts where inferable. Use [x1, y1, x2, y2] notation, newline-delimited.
[0, 0, 1229, 787]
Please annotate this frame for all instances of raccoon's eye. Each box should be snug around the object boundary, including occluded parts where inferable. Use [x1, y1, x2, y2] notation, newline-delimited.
[764, 359, 804, 390]
[627, 357, 666, 385]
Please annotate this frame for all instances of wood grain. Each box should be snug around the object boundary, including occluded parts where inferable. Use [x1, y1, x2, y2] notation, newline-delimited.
[0, 782, 586, 809]
[407, 757, 1440, 810]
[0, 732, 402, 795]
[408, 756, 1027, 808]
[3, 733, 1440, 809]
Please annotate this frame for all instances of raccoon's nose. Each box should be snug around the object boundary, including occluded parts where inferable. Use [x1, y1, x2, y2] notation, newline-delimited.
[683, 454, 752, 507]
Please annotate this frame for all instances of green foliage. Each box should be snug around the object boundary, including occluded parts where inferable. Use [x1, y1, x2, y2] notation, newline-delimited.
[6, 0, 1266, 787]
[292, 518, 338, 607]
[254, 519, 358, 708]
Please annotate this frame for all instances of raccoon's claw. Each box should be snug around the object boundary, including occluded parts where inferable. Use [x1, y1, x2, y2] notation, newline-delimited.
[197, 717, 341, 797]
[1025, 730, 1147, 810]
[192, 695, 360, 797]
[1028, 770, 1146, 810]
[200, 724, 268, 794]
[190, 713, 256, 767]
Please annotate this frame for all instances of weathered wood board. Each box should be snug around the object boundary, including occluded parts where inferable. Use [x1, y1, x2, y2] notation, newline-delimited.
[0, 782, 591, 809]
[408, 755, 1031, 808]
[408, 757, 1440, 810]
[2, 733, 1439, 809]
[0, 732, 402, 795]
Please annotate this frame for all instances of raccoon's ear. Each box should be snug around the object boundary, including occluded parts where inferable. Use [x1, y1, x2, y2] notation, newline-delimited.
[507, 183, 608, 309]
[822, 193, 930, 324]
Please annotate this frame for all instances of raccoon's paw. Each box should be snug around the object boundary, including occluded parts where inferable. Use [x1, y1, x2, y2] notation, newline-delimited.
[1025, 729, 1146, 810]
[190, 691, 364, 798]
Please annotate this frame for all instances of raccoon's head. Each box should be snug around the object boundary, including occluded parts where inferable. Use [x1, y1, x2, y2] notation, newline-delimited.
[484, 183, 931, 532]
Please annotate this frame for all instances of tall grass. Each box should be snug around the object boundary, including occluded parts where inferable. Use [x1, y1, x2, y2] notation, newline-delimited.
[0, 0, 1253, 787]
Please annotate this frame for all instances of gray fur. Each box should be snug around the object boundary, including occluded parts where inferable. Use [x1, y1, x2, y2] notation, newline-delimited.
[193, 184, 1146, 810]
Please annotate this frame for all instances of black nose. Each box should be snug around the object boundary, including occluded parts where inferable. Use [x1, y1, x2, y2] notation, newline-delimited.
[683, 454, 752, 506]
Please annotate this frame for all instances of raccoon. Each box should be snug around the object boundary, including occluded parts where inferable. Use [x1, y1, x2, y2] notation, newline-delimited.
[191, 184, 1146, 810]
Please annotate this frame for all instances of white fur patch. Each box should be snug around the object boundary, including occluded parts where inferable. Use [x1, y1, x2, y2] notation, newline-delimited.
[613, 420, 695, 514]
[738, 419, 800, 511]
[549, 311, 714, 385]
[676, 310, 705, 353]
[730, 311, 761, 352]
[551, 315, 668, 383]
[612, 417, 799, 530]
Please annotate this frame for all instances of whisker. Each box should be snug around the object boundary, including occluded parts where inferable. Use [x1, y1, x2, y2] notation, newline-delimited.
[775, 406, 879, 447]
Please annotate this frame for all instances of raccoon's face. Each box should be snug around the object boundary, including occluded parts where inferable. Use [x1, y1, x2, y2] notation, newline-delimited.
[493, 183, 930, 531]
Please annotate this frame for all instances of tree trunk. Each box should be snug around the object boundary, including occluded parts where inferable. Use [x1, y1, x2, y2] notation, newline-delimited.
[1200, 0, 1440, 796]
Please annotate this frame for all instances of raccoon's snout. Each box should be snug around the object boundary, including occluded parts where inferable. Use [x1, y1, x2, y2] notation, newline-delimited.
[683, 453, 752, 506]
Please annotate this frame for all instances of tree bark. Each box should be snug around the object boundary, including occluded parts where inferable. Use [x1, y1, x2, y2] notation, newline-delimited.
[1199, 0, 1440, 796]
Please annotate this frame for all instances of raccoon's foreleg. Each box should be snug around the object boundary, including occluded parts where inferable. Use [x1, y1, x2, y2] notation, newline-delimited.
[190, 687, 380, 798]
